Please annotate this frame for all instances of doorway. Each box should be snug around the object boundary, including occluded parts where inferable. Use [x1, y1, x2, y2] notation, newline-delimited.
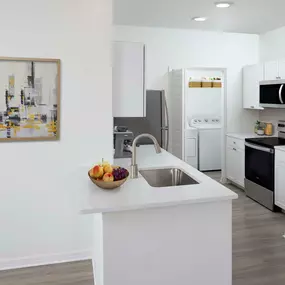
[168, 67, 227, 183]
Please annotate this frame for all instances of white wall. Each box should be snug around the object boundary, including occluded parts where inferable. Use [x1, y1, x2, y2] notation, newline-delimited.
[0, 0, 112, 270]
[259, 26, 285, 125]
[260, 26, 285, 62]
[113, 25, 260, 133]
[185, 70, 223, 119]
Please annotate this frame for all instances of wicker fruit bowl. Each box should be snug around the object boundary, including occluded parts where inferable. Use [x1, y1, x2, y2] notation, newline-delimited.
[88, 162, 129, 190]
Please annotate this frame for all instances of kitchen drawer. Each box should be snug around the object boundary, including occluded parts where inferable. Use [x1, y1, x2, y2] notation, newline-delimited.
[275, 149, 285, 165]
[227, 136, 245, 150]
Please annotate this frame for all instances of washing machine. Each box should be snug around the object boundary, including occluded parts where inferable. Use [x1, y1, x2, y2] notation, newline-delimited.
[184, 126, 198, 169]
[190, 118, 222, 171]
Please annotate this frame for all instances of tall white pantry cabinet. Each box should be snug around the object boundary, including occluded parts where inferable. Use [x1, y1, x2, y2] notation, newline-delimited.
[112, 41, 146, 117]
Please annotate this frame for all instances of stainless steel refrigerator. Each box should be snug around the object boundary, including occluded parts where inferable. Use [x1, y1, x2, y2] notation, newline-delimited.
[114, 90, 169, 150]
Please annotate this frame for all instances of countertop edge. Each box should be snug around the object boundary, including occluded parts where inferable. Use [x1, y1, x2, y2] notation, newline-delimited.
[81, 193, 238, 215]
[275, 146, 285, 151]
[227, 133, 274, 140]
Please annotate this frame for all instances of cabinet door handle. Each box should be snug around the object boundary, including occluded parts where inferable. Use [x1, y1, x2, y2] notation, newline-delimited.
[233, 148, 237, 151]
[233, 142, 236, 144]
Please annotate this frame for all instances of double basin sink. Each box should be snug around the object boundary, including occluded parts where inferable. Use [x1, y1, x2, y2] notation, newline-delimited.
[139, 168, 199, 188]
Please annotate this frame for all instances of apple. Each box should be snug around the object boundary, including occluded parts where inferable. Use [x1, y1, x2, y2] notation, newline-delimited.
[103, 164, 113, 174]
[103, 173, 114, 182]
[92, 165, 104, 179]
[102, 160, 109, 167]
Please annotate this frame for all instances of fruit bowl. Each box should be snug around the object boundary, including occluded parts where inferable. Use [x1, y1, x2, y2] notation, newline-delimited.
[88, 171, 128, 190]
[88, 164, 129, 190]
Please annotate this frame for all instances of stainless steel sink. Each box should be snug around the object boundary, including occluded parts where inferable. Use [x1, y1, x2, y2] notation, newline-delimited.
[139, 168, 199, 187]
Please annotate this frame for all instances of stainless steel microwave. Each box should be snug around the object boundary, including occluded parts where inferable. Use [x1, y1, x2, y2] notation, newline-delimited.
[260, 80, 285, 108]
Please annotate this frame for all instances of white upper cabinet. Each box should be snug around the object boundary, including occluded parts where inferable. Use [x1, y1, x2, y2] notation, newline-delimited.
[264, 61, 279, 80]
[278, 59, 285, 79]
[243, 59, 285, 110]
[264, 60, 285, 80]
[112, 41, 146, 117]
[243, 64, 264, 110]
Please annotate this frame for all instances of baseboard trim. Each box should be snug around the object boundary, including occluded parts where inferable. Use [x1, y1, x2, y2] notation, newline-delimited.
[0, 249, 92, 271]
[227, 179, 245, 190]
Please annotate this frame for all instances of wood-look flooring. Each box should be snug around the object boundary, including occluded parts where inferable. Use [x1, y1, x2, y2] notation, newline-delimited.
[0, 260, 93, 285]
[1, 175, 285, 285]
[203, 170, 222, 181]
[231, 183, 285, 285]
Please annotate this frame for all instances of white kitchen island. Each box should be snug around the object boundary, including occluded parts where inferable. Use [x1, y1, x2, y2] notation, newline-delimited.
[81, 146, 238, 285]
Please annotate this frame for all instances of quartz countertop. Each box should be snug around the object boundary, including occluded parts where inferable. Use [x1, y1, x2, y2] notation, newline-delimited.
[275, 146, 285, 152]
[81, 146, 238, 214]
[227, 133, 273, 140]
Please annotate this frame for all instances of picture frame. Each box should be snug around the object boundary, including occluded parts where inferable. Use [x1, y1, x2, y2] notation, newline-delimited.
[0, 57, 61, 142]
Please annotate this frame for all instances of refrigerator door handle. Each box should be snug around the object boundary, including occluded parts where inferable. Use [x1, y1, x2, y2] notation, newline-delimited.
[162, 91, 170, 151]
[161, 127, 169, 149]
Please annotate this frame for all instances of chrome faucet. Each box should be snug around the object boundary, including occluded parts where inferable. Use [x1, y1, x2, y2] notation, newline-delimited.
[130, 133, 162, 179]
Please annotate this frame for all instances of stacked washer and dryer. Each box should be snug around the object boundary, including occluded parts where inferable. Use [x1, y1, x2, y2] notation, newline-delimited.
[169, 69, 223, 171]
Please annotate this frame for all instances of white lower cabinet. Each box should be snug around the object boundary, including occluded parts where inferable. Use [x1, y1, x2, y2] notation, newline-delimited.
[275, 150, 285, 210]
[226, 147, 236, 182]
[226, 136, 245, 188]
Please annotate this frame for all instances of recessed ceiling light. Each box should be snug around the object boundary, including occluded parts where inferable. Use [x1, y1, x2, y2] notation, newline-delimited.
[215, 2, 232, 8]
[192, 17, 207, 22]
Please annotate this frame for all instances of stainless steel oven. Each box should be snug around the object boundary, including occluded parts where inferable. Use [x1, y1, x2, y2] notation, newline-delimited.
[245, 143, 274, 190]
[245, 142, 276, 211]
[245, 121, 285, 211]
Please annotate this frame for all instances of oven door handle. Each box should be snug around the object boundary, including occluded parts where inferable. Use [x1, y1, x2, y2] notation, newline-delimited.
[245, 142, 274, 153]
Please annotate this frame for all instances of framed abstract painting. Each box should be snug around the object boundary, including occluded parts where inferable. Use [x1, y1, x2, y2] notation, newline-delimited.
[0, 57, 60, 141]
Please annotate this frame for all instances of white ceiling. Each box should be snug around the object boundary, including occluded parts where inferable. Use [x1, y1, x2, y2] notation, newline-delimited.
[113, 0, 285, 34]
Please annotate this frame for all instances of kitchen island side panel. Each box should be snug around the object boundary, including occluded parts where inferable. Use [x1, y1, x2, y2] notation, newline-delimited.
[102, 200, 232, 285]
